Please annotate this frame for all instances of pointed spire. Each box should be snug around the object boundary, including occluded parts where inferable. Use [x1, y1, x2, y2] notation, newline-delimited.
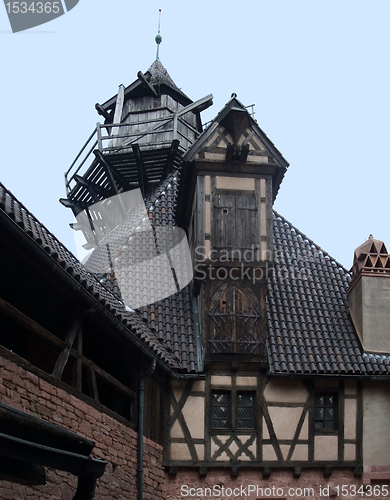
[155, 9, 162, 61]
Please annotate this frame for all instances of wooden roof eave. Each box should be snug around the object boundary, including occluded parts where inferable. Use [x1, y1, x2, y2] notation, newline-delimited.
[99, 76, 195, 115]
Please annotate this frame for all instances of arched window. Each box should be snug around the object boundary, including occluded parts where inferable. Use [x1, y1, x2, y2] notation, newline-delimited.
[208, 285, 261, 354]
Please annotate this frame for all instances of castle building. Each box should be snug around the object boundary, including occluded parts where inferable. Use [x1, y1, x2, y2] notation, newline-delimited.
[0, 52, 390, 499]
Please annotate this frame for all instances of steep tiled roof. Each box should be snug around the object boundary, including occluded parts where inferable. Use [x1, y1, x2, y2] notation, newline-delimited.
[4, 173, 390, 376]
[147, 60, 191, 102]
[97, 171, 199, 373]
[0, 182, 180, 371]
[267, 212, 390, 376]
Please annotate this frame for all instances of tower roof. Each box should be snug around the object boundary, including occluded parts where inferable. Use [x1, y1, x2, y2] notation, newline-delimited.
[100, 60, 192, 114]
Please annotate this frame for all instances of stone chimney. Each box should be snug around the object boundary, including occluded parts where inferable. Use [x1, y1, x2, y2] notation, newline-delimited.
[349, 235, 390, 353]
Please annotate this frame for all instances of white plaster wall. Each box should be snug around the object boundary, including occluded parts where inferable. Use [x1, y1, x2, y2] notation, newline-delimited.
[363, 381, 390, 465]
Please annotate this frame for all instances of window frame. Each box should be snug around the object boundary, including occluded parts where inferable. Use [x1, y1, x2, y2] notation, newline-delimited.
[313, 392, 339, 434]
[211, 389, 256, 434]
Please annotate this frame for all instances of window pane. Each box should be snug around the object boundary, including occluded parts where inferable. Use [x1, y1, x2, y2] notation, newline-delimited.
[237, 392, 255, 429]
[315, 393, 337, 431]
[211, 392, 230, 430]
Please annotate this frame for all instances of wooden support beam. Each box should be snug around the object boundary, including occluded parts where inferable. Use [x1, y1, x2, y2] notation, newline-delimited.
[231, 465, 239, 478]
[132, 144, 149, 195]
[293, 465, 302, 478]
[176, 94, 213, 117]
[0, 297, 64, 351]
[262, 466, 272, 479]
[137, 71, 158, 96]
[73, 174, 111, 200]
[87, 365, 99, 402]
[0, 298, 135, 402]
[93, 150, 126, 194]
[239, 143, 249, 162]
[52, 319, 80, 381]
[323, 466, 333, 478]
[95, 103, 111, 122]
[110, 85, 125, 147]
[59, 198, 85, 217]
[198, 466, 208, 478]
[162, 139, 179, 180]
[75, 328, 83, 393]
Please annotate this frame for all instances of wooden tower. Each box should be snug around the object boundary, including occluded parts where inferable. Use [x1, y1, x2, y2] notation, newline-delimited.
[177, 96, 289, 368]
[60, 58, 212, 252]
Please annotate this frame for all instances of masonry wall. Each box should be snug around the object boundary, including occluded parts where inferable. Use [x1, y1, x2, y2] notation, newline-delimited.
[0, 354, 166, 500]
[166, 467, 390, 500]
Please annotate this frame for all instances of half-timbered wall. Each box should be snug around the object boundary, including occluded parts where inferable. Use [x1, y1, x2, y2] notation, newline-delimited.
[166, 375, 361, 468]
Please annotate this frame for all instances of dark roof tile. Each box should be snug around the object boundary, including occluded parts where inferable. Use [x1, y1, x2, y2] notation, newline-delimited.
[267, 212, 390, 376]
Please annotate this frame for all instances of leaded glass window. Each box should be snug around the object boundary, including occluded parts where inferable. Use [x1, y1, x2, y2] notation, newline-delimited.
[211, 391, 255, 431]
[211, 392, 230, 429]
[314, 393, 338, 430]
[237, 392, 255, 429]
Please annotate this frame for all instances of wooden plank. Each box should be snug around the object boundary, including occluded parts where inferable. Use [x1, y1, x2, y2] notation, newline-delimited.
[0, 297, 64, 351]
[132, 144, 149, 195]
[176, 94, 213, 118]
[87, 365, 99, 401]
[52, 319, 80, 381]
[110, 84, 125, 147]
[162, 139, 179, 179]
[76, 328, 83, 393]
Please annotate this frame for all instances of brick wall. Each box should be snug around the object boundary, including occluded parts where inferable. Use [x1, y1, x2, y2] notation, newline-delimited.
[166, 467, 390, 500]
[0, 354, 166, 500]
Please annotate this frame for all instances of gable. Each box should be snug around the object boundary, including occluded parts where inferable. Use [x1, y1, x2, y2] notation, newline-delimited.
[186, 121, 278, 166]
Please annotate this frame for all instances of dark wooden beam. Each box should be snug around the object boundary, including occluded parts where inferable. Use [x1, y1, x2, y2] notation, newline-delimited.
[198, 466, 208, 478]
[95, 103, 111, 122]
[87, 365, 99, 401]
[137, 71, 158, 96]
[59, 198, 85, 217]
[168, 466, 177, 476]
[0, 298, 136, 402]
[323, 466, 333, 478]
[293, 465, 302, 478]
[52, 318, 80, 381]
[162, 139, 179, 180]
[132, 144, 148, 195]
[74, 174, 111, 200]
[93, 149, 119, 194]
[231, 465, 239, 478]
[262, 466, 272, 479]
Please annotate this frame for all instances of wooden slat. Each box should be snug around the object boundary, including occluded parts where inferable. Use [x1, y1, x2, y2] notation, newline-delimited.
[52, 319, 80, 381]
[0, 298, 135, 401]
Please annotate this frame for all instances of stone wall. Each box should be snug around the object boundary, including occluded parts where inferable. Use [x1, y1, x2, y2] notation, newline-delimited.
[0, 354, 166, 500]
[166, 467, 390, 500]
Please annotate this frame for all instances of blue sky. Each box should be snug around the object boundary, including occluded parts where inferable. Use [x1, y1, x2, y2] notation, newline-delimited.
[1, 0, 389, 268]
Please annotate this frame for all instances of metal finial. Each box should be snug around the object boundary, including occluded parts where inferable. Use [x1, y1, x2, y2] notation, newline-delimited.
[155, 9, 162, 61]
